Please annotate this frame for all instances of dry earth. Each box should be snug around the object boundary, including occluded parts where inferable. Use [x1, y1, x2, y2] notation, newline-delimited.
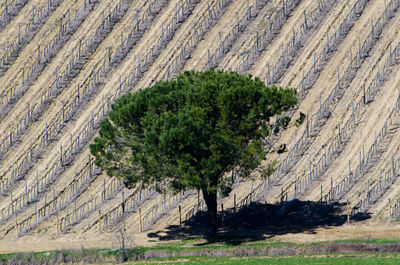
[0, 0, 399, 254]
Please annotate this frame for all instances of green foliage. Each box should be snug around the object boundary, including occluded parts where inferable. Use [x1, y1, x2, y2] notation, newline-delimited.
[279, 116, 291, 129]
[266, 160, 279, 176]
[295, 112, 306, 127]
[257, 160, 279, 180]
[132, 256, 400, 264]
[90, 69, 297, 201]
[274, 116, 291, 134]
[2, 239, 400, 264]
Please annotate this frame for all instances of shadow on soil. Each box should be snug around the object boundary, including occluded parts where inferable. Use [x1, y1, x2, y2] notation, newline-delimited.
[147, 200, 371, 245]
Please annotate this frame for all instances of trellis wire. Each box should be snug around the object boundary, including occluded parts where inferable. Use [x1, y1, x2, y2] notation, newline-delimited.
[322, 104, 400, 204]
[295, 41, 400, 201]
[59, 176, 126, 233]
[390, 196, 400, 222]
[273, 0, 374, 181]
[2, 87, 115, 232]
[63, 0, 231, 233]
[221, 0, 373, 207]
[182, 179, 269, 226]
[352, 155, 400, 219]
[84, 0, 231, 232]
[0, 0, 95, 120]
[95, 0, 242, 230]
[11, 0, 198, 236]
[81, 183, 152, 232]
[140, 190, 193, 232]
[92, 0, 258, 230]
[235, 0, 336, 76]
[0, 0, 133, 165]
[73, 0, 398, 229]
[11, 0, 396, 234]
[0, 0, 65, 76]
[14, 159, 98, 235]
[223, 0, 399, 207]
[13, 95, 117, 235]
[253, 0, 400, 203]
[121, 0, 201, 88]
[80, 0, 238, 232]
[0, 0, 30, 33]
[206, 0, 301, 71]
[158, 0, 234, 81]
[151, 0, 377, 219]
[252, 0, 373, 174]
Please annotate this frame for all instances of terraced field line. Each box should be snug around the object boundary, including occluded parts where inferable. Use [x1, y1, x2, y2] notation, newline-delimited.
[114, 0, 274, 229]
[280, 13, 400, 203]
[133, 0, 237, 89]
[213, 0, 371, 211]
[299, 18, 400, 204]
[0, 0, 69, 77]
[0, 0, 134, 169]
[224, 0, 336, 76]
[264, 0, 389, 173]
[52, 0, 228, 231]
[140, 0, 362, 225]
[0, 0, 116, 196]
[62, 0, 227, 232]
[262, 1, 396, 197]
[0, 0, 94, 123]
[369, 126, 400, 222]
[5, 0, 201, 236]
[184, 0, 287, 71]
[0, 0, 30, 34]
[333, 66, 400, 206]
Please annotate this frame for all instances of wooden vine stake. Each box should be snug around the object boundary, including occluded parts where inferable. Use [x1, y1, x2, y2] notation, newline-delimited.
[389, 198, 392, 224]
[179, 205, 182, 229]
[233, 194, 236, 213]
[98, 210, 101, 232]
[56, 211, 59, 236]
[15, 214, 18, 238]
[347, 200, 350, 225]
[221, 204, 224, 228]
[139, 208, 142, 233]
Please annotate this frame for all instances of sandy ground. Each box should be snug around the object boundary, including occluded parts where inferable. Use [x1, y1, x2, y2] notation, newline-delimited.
[256, 0, 392, 204]
[1, 0, 400, 254]
[0, 0, 168, 226]
[0, 0, 109, 203]
[1, 223, 400, 254]
[296, 7, 400, 205]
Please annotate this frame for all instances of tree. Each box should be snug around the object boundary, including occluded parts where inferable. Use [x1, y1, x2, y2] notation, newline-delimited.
[90, 69, 297, 237]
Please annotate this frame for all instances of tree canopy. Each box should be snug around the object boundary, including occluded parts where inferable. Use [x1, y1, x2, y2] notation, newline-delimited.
[90, 69, 297, 236]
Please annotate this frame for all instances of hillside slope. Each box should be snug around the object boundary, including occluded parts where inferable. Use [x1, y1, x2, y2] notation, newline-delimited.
[0, 0, 399, 248]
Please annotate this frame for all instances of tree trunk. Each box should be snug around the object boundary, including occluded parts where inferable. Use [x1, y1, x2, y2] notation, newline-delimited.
[202, 188, 217, 238]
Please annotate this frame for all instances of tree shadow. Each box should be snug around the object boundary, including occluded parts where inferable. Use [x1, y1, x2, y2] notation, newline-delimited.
[147, 199, 371, 245]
